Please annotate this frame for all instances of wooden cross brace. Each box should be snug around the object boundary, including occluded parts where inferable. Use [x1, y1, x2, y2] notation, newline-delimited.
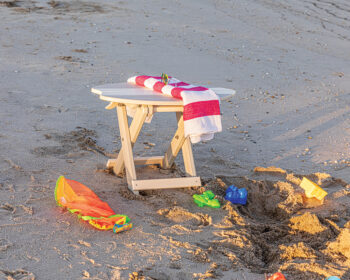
[106, 103, 201, 194]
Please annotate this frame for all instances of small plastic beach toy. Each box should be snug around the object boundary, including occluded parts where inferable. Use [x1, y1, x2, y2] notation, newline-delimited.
[325, 277, 341, 280]
[161, 73, 169, 84]
[266, 272, 286, 280]
[225, 185, 247, 205]
[113, 222, 133, 233]
[193, 190, 220, 208]
[300, 177, 327, 201]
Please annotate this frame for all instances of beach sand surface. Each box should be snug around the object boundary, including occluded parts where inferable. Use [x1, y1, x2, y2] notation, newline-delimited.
[1, 0, 350, 279]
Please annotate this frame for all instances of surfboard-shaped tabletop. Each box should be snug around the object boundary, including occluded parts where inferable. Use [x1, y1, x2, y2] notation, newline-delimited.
[91, 83, 236, 106]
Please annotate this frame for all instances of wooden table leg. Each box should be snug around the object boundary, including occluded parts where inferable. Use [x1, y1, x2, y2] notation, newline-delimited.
[108, 105, 199, 193]
[162, 113, 187, 169]
[176, 112, 196, 176]
[107, 105, 148, 176]
[116, 104, 138, 193]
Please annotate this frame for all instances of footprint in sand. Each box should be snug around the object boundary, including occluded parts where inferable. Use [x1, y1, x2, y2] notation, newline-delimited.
[0, 238, 12, 257]
[0, 269, 35, 280]
[158, 206, 212, 231]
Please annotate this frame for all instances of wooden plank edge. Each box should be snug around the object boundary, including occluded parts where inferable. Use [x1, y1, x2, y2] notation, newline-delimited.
[132, 177, 201, 191]
[91, 88, 102, 95]
[153, 106, 183, 112]
[107, 159, 117, 168]
[134, 156, 164, 166]
[107, 156, 165, 168]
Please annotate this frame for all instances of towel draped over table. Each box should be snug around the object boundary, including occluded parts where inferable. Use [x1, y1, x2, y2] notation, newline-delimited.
[127, 75, 222, 143]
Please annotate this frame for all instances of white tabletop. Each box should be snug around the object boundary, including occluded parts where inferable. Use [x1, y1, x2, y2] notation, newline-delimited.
[92, 83, 235, 106]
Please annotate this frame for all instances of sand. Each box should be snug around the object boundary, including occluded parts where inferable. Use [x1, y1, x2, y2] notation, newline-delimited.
[1, 0, 350, 279]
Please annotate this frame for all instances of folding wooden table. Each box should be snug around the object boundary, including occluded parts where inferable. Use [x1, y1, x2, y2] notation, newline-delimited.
[92, 83, 235, 194]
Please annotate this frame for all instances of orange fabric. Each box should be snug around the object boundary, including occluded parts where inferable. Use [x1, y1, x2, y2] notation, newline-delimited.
[55, 176, 131, 231]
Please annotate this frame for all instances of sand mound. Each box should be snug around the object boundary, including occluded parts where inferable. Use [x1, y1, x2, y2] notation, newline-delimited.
[158, 207, 212, 227]
[154, 168, 350, 279]
[279, 242, 317, 260]
[326, 228, 350, 259]
[289, 212, 327, 234]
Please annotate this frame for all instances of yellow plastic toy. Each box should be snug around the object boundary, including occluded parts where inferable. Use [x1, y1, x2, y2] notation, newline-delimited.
[300, 177, 327, 201]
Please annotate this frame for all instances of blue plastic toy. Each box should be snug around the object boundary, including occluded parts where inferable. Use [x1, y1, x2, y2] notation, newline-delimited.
[225, 185, 248, 205]
[325, 277, 341, 280]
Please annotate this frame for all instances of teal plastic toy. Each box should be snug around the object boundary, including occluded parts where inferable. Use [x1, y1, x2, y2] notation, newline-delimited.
[325, 277, 340, 280]
[193, 191, 220, 208]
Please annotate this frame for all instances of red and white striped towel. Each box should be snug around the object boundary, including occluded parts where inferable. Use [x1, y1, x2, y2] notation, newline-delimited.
[127, 75, 222, 143]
